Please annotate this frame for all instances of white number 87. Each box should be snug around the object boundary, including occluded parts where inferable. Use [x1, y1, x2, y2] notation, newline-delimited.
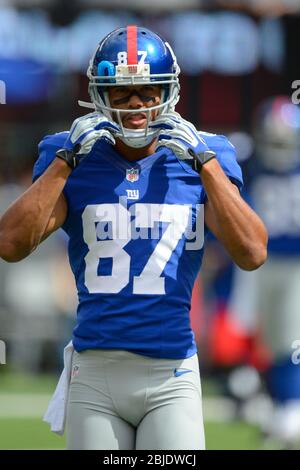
[82, 203, 193, 295]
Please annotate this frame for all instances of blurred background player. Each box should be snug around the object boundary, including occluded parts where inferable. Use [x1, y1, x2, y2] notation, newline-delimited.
[207, 97, 300, 448]
[249, 96, 300, 446]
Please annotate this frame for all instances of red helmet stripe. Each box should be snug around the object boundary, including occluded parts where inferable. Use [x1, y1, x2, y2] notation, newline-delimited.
[127, 25, 138, 65]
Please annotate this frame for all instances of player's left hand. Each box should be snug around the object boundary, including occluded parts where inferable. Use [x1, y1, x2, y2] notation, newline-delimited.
[150, 112, 216, 173]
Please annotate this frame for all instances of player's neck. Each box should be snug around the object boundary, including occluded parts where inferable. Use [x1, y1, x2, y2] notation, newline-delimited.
[115, 138, 158, 162]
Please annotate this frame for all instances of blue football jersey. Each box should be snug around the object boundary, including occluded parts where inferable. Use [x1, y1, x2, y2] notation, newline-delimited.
[33, 130, 243, 359]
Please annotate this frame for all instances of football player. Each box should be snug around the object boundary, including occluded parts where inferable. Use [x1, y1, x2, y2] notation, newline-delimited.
[249, 96, 300, 445]
[0, 26, 267, 450]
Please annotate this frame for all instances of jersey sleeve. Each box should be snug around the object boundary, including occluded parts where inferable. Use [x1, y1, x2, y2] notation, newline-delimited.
[32, 132, 69, 182]
[209, 134, 243, 191]
[32, 131, 71, 234]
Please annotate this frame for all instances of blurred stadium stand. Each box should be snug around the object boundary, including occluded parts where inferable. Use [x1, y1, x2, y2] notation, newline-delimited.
[3, 0, 300, 13]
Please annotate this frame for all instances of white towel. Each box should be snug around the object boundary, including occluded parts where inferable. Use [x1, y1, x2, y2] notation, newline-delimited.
[43, 340, 74, 435]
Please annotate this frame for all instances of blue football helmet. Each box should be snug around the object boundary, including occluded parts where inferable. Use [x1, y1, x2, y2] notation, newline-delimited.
[254, 96, 300, 172]
[79, 25, 180, 148]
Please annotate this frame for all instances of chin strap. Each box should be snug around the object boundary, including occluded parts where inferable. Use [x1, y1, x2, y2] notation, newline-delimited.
[117, 132, 158, 149]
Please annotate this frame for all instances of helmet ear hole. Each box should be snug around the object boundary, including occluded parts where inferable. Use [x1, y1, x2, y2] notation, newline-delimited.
[97, 61, 115, 83]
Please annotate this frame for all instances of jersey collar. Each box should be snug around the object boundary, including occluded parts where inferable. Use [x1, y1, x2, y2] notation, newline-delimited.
[95, 140, 169, 173]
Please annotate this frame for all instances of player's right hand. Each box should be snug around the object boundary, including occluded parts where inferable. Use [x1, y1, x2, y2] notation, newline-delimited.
[56, 112, 120, 169]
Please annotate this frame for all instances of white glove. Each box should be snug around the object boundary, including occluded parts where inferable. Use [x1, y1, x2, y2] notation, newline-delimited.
[150, 112, 216, 173]
[56, 112, 120, 169]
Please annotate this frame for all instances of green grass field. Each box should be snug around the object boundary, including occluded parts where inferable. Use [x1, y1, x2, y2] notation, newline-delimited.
[0, 369, 287, 450]
[0, 418, 263, 450]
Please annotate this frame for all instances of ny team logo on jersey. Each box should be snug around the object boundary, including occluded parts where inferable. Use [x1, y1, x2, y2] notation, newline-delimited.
[126, 168, 139, 182]
[126, 189, 139, 200]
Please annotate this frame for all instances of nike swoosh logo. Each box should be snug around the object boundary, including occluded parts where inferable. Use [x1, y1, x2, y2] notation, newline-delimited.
[173, 368, 193, 377]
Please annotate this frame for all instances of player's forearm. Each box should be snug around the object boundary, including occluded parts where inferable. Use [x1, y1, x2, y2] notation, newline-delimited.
[0, 158, 71, 262]
[202, 159, 268, 271]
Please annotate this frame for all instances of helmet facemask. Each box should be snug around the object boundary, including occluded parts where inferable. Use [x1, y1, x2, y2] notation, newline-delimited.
[79, 29, 181, 149]
[86, 61, 180, 148]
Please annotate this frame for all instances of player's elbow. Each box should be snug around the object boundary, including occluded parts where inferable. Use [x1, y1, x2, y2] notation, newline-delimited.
[0, 238, 30, 263]
[235, 243, 268, 271]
